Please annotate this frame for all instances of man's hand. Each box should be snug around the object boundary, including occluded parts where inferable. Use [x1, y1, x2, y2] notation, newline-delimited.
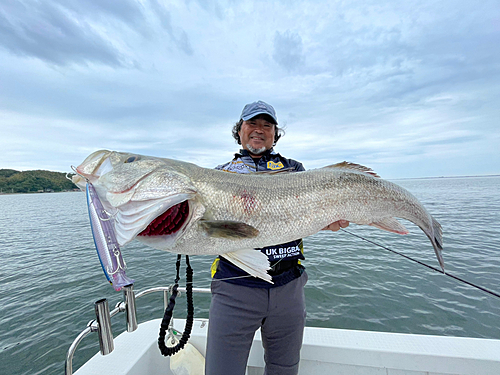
[322, 220, 349, 232]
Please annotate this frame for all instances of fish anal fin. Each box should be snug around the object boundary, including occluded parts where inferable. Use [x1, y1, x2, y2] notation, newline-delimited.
[369, 218, 409, 235]
[221, 249, 272, 283]
[200, 220, 259, 239]
[323, 161, 380, 178]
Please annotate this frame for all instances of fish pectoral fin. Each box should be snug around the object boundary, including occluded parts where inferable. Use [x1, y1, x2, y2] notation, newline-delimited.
[199, 220, 259, 239]
[322, 161, 380, 178]
[221, 250, 273, 283]
[369, 218, 409, 235]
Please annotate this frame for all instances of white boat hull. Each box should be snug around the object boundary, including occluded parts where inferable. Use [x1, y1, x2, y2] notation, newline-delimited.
[74, 318, 500, 375]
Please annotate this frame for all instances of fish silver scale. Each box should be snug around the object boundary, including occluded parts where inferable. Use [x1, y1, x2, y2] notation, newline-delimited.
[73, 150, 444, 272]
[175, 166, 439, 260]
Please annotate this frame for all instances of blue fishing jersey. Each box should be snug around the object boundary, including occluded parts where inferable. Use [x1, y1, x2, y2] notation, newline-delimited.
[212, 148, 306, 288]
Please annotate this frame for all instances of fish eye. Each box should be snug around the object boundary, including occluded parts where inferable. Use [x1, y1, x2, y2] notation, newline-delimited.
[124, 155, 140, 163]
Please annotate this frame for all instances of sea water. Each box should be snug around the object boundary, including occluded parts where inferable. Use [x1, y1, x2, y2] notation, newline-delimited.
[0, 176, 499, 374]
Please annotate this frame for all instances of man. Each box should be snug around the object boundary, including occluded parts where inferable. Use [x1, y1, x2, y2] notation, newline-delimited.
[205, 100, 348, 375]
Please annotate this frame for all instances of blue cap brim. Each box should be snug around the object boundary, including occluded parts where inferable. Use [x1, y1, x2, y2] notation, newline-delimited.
[240, 101, 278, 124]
[241, 111, 277, 123]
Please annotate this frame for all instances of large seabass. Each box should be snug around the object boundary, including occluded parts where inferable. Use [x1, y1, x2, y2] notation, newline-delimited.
[73, 150, 443, 282]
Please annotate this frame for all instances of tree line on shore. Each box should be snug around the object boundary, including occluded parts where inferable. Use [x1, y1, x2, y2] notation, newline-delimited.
[0, 169, 77, 194]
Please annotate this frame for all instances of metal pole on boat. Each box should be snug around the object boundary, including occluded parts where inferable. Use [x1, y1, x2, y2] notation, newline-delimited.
[65, 324, 95, 375]
[123, 284, 138, 332]
[94, 298, 114, 355]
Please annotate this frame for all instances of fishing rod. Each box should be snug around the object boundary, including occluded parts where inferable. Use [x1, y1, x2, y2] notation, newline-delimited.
[341, 228, 500, 299]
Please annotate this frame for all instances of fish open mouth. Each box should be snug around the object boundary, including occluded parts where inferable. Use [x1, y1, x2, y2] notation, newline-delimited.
[137, 200, 189, 237]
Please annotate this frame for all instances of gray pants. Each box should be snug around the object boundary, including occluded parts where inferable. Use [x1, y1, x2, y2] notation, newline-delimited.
[205, 272, 308, 375]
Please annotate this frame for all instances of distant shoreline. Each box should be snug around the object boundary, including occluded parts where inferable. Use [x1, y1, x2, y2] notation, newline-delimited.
[390, 174, 500, 181]
[0, 169, 76, 194]
[0, 190, 81, 196]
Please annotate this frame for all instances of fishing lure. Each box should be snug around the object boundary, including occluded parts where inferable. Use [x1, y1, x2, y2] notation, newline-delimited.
[86, 182, 134, 291]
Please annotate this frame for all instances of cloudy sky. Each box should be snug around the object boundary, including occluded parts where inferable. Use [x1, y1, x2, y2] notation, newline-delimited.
[1, 0, 499, 178]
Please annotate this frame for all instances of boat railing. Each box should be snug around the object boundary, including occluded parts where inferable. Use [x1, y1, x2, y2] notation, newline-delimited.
[65, 284, 211, 375]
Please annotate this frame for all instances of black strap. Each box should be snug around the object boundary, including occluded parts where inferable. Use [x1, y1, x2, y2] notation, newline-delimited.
[158, 254, 194, 356]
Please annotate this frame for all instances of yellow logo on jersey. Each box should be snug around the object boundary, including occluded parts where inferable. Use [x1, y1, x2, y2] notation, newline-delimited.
[267, 161, 284, 170]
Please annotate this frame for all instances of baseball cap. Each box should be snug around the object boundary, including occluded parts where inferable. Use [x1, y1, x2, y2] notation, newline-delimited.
[240, 100, 278, 124]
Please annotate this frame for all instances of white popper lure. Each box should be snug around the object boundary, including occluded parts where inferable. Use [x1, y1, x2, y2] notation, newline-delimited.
[86, 182, 134, 291]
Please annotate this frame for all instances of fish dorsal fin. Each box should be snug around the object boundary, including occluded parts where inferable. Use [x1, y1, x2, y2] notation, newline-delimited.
[323, 161, 380, 178]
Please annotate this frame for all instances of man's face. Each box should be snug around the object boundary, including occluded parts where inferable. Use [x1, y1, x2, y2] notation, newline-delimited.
[239, 116, 276, 156]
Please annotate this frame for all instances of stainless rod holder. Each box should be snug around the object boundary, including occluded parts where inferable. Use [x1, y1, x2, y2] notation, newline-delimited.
[123, 284, 138, 332]
[94, 298, 114, 355]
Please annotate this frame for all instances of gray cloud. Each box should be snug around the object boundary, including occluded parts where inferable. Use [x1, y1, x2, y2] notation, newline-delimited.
[0, 0, 137, 66]
[149, 0, 193, 55]
[0, 0, 498, 178]
[273, 30, 305, 72]
[0, 0, 196, 67]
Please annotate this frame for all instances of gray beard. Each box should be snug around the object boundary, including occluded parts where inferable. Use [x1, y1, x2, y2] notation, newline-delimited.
[245, 144, 267, 155]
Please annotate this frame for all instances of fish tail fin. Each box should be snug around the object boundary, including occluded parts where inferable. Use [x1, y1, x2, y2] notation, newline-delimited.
[420, 216, 444, 271]
[430, 216, 444, 271]
[221, 250, 273, 283]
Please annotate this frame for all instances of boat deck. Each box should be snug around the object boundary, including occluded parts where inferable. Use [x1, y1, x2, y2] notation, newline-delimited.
[74, 318, 500, 375]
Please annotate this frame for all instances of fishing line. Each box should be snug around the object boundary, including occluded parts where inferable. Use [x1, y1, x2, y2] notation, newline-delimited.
[341, 228, 500, 299]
